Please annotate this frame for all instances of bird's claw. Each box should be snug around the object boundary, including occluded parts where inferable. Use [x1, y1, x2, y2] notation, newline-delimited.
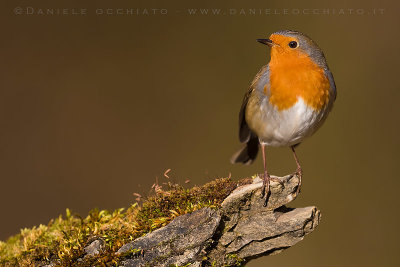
[260, 173, 271, 207]
[291, 168, 303, 195]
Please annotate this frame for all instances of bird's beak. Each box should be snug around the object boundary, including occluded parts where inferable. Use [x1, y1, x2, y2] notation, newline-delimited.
[257, 39, 274, 47]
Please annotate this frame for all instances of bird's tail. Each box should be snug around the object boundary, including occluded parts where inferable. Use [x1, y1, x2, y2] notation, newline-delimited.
[230, 135, 259, 165]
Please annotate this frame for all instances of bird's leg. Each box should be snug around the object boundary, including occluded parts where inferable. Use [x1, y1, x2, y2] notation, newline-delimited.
[291, 145, 303, 194]
[260, 143, 271, 206]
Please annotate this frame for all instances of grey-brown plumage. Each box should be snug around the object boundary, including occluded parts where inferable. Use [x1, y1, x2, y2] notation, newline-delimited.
[230, 30, 337, 206]
[231, 65, 267, 165]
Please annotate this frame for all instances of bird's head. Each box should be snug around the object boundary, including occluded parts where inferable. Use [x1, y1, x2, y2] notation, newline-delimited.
[257, 30, 327, 68]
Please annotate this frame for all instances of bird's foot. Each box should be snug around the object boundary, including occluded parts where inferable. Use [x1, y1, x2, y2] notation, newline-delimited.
[260, 181, 266, 199]
[291, 167, 303, 195]
[260, 173, 271, 207]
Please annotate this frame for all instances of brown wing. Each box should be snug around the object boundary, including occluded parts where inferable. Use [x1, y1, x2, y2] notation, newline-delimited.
[231, 85, 258, 165]
[238, 65, 268, 143]
[238, 88, 253, 143]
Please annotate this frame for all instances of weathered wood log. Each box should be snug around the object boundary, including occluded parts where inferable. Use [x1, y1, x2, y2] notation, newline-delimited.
[113, 175, 320, 266]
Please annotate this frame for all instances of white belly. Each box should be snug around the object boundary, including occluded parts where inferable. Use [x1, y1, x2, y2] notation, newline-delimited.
[247, 97, 330, 147]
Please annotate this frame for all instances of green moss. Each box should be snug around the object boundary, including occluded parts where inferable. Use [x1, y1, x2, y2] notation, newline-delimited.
[226, 253, 244, 266]
[0, 177, 248, 266]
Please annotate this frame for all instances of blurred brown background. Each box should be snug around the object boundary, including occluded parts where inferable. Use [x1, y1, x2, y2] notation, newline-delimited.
[1, 0, 399, 266]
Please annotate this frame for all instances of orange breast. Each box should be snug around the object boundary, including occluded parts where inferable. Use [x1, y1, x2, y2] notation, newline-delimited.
[266, 53, 330, 111]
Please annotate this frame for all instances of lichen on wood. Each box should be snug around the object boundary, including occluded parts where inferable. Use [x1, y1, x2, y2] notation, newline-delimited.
[0, 174, 320, 266]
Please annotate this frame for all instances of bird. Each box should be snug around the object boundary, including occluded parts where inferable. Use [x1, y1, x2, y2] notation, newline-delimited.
[231, 30, 336, 206]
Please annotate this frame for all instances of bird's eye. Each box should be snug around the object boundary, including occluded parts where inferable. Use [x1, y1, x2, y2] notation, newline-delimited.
[288, 41, 298, 48]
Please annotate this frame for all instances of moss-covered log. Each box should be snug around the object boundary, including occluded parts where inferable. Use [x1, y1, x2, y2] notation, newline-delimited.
[0, 174, 320, 266]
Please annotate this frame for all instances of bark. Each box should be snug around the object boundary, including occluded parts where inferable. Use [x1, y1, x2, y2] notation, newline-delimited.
[113, 174, 320, 266]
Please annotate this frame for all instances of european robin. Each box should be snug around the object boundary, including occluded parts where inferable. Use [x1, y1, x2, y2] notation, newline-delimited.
[231, 30, 336, 205]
